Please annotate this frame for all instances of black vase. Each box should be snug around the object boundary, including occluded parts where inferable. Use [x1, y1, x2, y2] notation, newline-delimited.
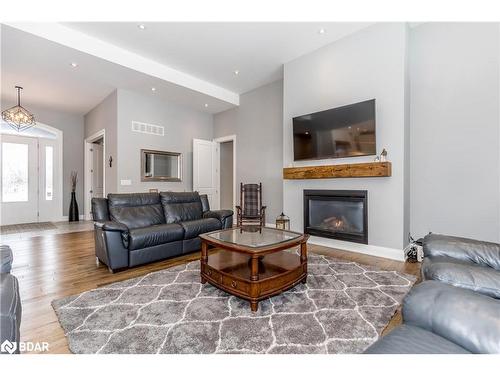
[69, 191, 79, 222]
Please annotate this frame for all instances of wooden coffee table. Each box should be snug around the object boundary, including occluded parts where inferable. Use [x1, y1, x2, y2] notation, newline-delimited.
[199, 226, 309, 311]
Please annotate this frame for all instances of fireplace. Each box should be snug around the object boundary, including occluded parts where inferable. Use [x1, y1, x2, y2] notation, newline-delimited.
[304, 190, 368, 244]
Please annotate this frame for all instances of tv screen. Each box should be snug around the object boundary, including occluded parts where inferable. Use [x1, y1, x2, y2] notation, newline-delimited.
[293, 99, 376, 161]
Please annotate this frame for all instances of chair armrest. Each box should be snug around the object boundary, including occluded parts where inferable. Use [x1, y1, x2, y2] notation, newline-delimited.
[203, 210, 234, 221]
[423, 233, 500, 270]
[403, 280, 500, 353]
[94, 221, 129, 233]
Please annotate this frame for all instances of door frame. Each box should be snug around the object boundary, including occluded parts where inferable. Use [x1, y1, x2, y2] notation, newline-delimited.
[84, 129, 106, 220]
[0, 122, 63, 222]
[213, 135, 237, 210]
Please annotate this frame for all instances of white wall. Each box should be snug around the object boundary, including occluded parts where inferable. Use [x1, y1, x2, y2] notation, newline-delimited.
[84, 90, 118, 194]
[410, 23, 500, 242]
[283, 23, 409, 258]
[214, 80, 284, 221]
[116, 89, 213, 193]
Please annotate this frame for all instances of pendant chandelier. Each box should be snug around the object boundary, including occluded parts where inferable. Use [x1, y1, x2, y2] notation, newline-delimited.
[1, 86, 36, 132]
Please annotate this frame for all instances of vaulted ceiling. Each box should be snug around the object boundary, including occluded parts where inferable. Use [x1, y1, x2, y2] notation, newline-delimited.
[1, 22, 371, 115]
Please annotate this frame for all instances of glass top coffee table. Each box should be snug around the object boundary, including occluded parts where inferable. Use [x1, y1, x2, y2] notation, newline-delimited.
[199, 226, 309, 311]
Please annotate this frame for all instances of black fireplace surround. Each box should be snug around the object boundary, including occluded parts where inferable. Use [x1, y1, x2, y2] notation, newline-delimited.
[304, 190, 368, 244]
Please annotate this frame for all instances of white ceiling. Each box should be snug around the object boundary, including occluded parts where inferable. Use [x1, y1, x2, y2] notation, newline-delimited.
[65, 22, 372, 94]
[1, 25, 236, 115]
[2, 22, 371, 116]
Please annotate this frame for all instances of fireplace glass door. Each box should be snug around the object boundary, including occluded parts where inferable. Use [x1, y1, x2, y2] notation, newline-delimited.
[304, 190, 367, 244]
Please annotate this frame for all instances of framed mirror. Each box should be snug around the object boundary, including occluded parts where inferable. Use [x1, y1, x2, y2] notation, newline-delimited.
[141, 149, 182, 182]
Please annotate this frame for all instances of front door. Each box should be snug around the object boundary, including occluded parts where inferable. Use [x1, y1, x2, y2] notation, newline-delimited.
[193, 138, 220, 210]
[1, 134, 39, 225]
[1, 134, 61, 225]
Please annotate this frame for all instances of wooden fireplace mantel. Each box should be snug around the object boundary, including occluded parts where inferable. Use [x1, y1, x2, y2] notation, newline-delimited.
[283, 161, 392, 180]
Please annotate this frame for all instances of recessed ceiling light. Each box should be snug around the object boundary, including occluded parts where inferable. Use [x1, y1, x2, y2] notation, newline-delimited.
[151, 87, 156, 92]
[233, 70, 239, 75]
[204, 103, 209, 108]
[138, 24, 146, 30]
[318, 28, 326, 34]
[70, 62, 78, 68]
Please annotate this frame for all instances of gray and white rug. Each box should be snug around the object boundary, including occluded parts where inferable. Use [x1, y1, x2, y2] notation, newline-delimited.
[52, 252, 417, 354]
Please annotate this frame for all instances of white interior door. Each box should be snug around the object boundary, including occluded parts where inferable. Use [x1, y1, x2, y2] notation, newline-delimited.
[38, 137, 61, 222]
[91, 143, 104, 199]
[1, 135, 38, 225]
[193, 138, 219, 210]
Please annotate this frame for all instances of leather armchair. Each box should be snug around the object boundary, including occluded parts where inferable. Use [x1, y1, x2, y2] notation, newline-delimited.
[421, 233, 500, 298]
[365, 281, 500, 354]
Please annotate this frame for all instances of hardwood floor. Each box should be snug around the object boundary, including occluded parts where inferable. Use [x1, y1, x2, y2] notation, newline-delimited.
[7, 230, 420, 354]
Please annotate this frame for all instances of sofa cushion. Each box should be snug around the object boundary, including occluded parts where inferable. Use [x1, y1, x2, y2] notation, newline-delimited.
[180, 218, 221, 239]
[128, 223, 184, 250]
[160, 192, 203, 224]
[108, 193, 165, 229]
[422, 257, 500, 299]
[1, 245, 13, 274]
[423, 233, 500, 270]
[402, 280, 500, 354]
[364, 325, 470, 354]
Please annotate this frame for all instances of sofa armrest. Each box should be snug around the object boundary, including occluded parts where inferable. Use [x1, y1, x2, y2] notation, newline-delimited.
[203, 210, 233, 221]
[91, 197, 110, 221]
[204, 210, 233, 229]
[423, 233, 500, 270]
[402, 280, 500, 353]
[94, 221, 129, 233]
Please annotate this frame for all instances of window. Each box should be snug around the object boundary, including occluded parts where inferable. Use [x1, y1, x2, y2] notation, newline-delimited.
[45, 146, 53, 200]
[2, 142, 29, 202]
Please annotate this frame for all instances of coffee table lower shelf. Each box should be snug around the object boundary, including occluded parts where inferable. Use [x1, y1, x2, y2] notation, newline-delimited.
[200, 249, 307, 311]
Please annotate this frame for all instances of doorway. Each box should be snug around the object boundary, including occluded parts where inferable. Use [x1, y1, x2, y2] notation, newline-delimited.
[84, 130, 105, 220]
[219, 140, 234, 210]
[192, 135, 236, 211]
[214, 135, 236, 211]
[0, 124, 63, 225]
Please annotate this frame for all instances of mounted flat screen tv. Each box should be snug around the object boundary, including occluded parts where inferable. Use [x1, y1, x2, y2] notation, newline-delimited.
[293, 99, 376, 161]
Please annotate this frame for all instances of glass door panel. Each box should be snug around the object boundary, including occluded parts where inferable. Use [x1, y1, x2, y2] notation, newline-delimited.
[1, 135, 38, 225]
[2, 142, 29, 202]
[38, 138, 60, 222]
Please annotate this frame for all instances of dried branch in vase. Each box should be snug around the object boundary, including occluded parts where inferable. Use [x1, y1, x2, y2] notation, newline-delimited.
[70, 171, 78, 192]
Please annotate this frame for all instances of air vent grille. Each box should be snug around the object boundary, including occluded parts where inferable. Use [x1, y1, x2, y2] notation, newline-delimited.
[131, 121, 164, 136]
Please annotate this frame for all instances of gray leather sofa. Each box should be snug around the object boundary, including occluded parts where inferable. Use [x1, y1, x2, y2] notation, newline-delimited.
[421, 233, 500, 298]
[0, 245, 21, 354]
[92, 191, 233, 272]
[365, 281, 500, 354]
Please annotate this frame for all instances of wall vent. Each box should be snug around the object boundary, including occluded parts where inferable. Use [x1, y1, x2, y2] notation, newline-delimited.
[131, 121, 164, 136]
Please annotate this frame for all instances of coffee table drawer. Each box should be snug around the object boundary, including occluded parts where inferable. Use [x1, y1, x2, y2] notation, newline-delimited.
[221, 275, 250, 294]
[204, 266, 222, 283]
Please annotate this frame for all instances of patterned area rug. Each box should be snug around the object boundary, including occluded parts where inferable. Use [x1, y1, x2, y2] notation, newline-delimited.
[52, 252, 417, 354]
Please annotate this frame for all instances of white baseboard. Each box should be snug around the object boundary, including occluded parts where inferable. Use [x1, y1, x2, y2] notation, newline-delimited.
[265, 223, 404, 261]
[307, 236, 404, 261]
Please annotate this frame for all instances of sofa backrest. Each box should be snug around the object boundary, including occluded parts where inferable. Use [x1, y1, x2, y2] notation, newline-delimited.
[108, 193, 165, 229]
[160, 192, 202, 224]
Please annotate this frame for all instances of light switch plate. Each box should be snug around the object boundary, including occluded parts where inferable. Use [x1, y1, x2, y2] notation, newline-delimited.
[120, 179, 132, 186]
